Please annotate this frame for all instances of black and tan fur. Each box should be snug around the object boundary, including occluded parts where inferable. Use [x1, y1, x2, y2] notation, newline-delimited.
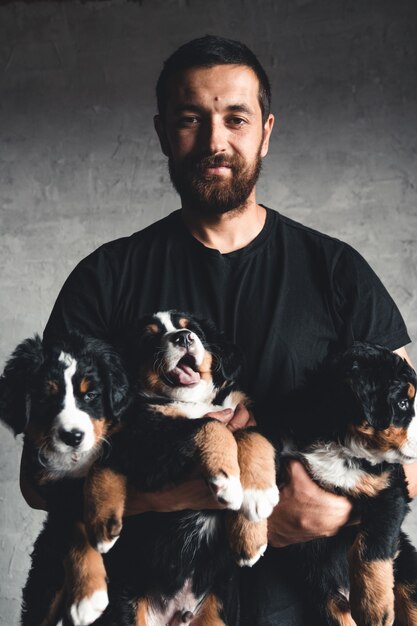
[80, 311, 278, 625]
[280, 343, 417, 626]
[0, 334, 130, 626]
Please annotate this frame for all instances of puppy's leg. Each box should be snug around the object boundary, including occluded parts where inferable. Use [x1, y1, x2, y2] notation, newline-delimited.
[394, 532, 417, 626]
[84, 466, 127, 554]
[65, 522, 109, 626]
[348, 483, 411, 626]
[225, 430, 277, 567]
[135, 597, 150, 626]
[226, 512, 268, 567]
[234, 429, 278, 522]
[349, 532, 396, 626]
[191, 594, 226, 625]
[195, 420, 243, 510]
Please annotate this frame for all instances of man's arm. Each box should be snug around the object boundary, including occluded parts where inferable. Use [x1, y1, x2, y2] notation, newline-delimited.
[268, 344, 417, 549]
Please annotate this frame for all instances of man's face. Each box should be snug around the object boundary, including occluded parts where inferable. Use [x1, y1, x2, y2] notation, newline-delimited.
[155, 64, 274, 215]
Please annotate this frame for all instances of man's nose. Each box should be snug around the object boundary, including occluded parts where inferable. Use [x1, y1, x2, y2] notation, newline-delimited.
[202, 118, 227, 154]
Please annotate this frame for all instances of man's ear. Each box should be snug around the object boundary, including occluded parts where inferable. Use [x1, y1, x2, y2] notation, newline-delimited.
[154, 114, 170, 157]
[260, 113, 275, 158]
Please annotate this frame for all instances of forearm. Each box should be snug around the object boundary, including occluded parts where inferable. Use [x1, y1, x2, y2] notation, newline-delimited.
[124, 479, 223, 516]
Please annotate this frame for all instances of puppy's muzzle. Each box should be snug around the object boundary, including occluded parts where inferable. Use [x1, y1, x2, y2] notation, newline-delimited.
[58, 427, 85, 448]
[171, 330, 194, 349]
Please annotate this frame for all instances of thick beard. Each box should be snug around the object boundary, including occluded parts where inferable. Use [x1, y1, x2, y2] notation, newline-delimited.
[168, 149, 263, 216]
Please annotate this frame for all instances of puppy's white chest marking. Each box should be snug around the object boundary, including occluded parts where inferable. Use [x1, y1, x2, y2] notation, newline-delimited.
[146, 579, 203, 626]
[295, 443, 366, 492]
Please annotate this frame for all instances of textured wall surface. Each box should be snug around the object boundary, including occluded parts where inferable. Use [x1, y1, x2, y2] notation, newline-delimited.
[1, 0, 416, 622]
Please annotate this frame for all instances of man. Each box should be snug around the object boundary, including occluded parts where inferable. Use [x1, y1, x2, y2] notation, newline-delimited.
[23, 36, 416, 625]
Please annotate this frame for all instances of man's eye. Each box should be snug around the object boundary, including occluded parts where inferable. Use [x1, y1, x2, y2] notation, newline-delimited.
[178, 116, 200, 127]
[398, 399, 409, 411]
[228, 117, 246, 127]
[84, 391, 100, 402]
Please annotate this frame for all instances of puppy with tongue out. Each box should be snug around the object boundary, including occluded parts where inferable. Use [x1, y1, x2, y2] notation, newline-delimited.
[141, 311, 222, 407]
[83, 311, 278, 626]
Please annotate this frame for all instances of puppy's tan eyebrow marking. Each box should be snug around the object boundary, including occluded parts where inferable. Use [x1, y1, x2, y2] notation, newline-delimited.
[146, 323, 159, 334]
[47, 381, 59, 395]
[179, 318, 189, 328]
[408, 383, 415, 400]
[80, 378, 90, 394]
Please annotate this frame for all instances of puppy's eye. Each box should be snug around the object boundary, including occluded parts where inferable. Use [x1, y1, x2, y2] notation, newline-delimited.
[84, 391, 100, 402]
[398, 399, 409, 411]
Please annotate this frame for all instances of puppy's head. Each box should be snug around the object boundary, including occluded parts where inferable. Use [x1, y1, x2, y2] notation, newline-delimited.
[0, 333, 130, 477]
[134, 311, 242, 403]
[341, 343, 417, 464]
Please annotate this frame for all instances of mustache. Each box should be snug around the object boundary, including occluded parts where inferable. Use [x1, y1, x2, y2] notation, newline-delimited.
[185, 153, 241, 172]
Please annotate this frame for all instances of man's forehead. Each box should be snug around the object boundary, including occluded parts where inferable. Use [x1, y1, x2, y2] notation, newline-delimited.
[165, 64, 261, 112]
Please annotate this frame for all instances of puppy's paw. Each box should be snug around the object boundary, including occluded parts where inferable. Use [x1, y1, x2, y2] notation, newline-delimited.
[241, 485, 279, 522]
[208, 474, 243, 510]
[70, 589, 109, 626]
[237, 542, 267, 568]
[88, 513, 123, 553]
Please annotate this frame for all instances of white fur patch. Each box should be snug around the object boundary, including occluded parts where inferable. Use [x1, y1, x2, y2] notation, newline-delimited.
[70, 589, 109, 626]
[52, 354, 95, 455]
[401, 416, 417, 461]
[145, 578, 202, 626]
[238, 543, 267, 568]
[302, 443, 367, 491]
[39, 353, 99, 478]
[241, 485, 279, 522]
[208, 474, 243, 510]
[155, 311, 178, 333]
[97, 535, 119, 554]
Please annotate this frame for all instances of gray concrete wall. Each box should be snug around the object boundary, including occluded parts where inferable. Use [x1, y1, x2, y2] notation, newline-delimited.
[1, 0, 416, 622]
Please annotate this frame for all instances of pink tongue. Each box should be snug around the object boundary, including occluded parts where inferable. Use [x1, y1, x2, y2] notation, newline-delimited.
[173, 364, 201, 385]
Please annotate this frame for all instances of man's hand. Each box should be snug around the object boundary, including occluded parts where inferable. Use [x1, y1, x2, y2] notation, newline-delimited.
[205, 403, 256, 431]
[268, 459, 354, 548]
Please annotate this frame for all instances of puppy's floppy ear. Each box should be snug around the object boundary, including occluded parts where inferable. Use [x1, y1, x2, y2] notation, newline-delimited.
[193, 315, 244, 384]
[0, 335, 44, 435]
[212, 339, 244, 383]
[95, 343, 131, 421]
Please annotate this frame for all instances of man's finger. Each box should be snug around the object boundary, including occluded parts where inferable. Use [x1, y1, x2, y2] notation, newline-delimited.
[205, 408, 233, 422]
[227, 403, 257, 432]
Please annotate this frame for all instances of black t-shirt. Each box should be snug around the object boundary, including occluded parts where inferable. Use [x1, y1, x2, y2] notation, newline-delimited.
[44, 207, 409, 428]
[43, 207, 410, 625]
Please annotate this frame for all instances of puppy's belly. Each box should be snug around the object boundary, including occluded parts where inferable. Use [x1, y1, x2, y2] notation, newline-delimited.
[147, 579, 202, 625]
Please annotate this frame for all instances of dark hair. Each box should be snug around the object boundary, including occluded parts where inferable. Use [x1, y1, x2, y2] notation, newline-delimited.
[156, 35, 271, 124]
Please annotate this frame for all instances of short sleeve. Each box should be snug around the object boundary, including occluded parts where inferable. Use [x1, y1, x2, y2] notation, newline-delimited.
[332, 243, 410, 350]
[43, 245, 117, 344]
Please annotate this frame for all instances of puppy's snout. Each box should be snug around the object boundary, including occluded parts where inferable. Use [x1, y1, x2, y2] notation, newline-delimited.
[172, 330, 194, 348]
[59, 428, 84, 448]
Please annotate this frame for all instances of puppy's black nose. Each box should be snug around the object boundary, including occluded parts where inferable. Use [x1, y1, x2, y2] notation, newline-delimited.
[172, 330, 193, 348]
[59, 428, 84, 448]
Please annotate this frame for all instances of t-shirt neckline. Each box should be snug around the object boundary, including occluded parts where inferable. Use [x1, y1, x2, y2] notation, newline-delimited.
[173, 205, 275, 260]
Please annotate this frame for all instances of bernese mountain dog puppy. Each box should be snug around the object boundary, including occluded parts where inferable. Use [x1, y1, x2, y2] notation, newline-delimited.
[280, 343, 417, 626]
[77, 311, 278, 626]
[0, 334, 131, 626]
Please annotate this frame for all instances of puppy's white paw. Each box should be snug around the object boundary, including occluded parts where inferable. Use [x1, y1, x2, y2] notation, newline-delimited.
[96, 535, 119, 554]
[70, 589, 109, 626]
[241, 485, 279, 522]
[238, 543, 267, 568]
[209, 474, 243, 510]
